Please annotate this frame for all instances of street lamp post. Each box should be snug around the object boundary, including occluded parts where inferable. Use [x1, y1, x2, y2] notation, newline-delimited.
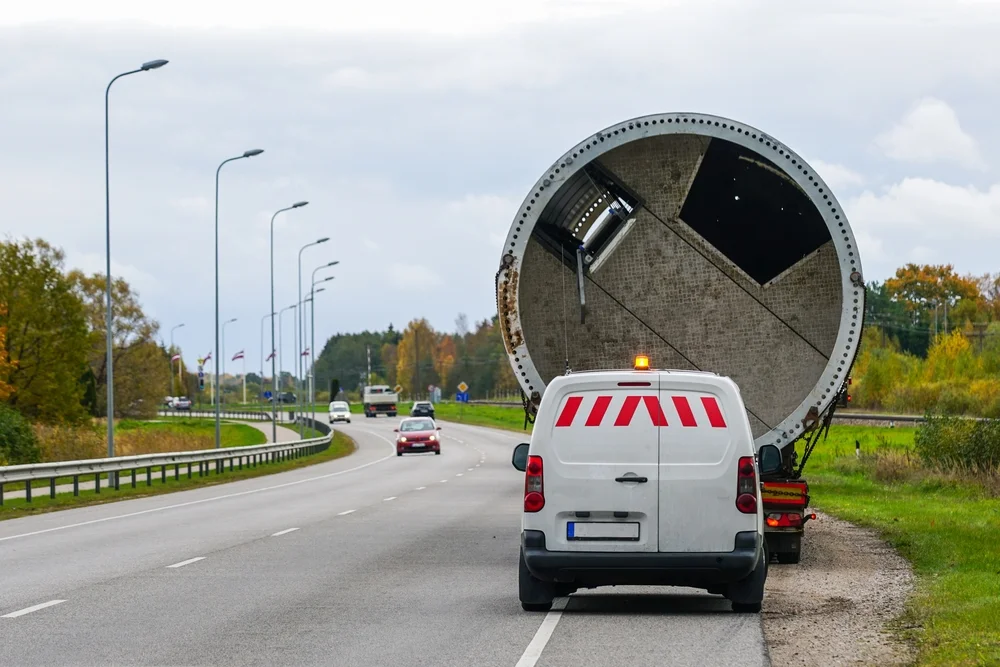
[260, 311, 274, 407]
[104, 58, 168, 461]
[279, 303, 297, 424]
[169, 323, 185, 396]
[270, 202, 308, 443]
[310, 262, 338, 421]
[214, 148, 264, 449]
[310, 274, 335, 425]
[222, 317, 237, 405]
[297, 238, 329, 437]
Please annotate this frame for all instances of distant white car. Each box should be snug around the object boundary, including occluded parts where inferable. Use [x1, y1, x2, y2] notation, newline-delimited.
[173, 396, 192, 410]
[328, 401, 351, 424]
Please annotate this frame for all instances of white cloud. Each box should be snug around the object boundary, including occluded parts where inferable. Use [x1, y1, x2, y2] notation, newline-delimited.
[847, 177, 1000, 279]
[874, 98, 987, 170]
[809, 159, 864, 191]
[388, 264, 443, 290]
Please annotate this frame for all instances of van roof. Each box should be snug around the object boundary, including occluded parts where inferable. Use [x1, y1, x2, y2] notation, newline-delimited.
[564, 368, 721, 378]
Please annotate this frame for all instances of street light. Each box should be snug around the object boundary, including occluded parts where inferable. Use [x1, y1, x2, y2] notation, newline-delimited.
[269, 201, 308, 443]
[104, 58, 168, 461]
[214, 149, 264, 449]
[222, 318, 237, 405]
[260, 311, 275, 406]
[170, 323, 185, 396]
[297, 237, 329, 438]
[310, 270, 337, 425]
[278, 303, 297, 420]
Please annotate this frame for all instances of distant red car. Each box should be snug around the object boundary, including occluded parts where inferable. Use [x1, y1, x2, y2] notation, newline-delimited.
[394, 417, 441, 456]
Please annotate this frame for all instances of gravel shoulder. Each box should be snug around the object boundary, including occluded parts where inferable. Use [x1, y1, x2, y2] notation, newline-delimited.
[762, 511, 914, 667]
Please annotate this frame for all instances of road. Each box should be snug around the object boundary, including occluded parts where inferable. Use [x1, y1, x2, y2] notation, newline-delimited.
[0, 418, 770, 666]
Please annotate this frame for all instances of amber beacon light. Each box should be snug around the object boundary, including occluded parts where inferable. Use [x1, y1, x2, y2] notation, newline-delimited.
[633, 355, 650, 371]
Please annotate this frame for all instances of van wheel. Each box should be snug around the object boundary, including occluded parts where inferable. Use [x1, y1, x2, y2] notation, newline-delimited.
[726, 542, 767, 613]
[519, 548, 554, 612]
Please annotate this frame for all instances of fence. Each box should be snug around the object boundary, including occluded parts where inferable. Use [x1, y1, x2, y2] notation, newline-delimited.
[0, 424, 332, 506]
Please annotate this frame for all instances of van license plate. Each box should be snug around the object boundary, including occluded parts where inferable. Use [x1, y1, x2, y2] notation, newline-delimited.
[567, 522, 640, 541]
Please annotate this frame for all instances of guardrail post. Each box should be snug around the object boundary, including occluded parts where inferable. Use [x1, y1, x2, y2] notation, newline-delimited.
[131, 469, 137, 488]
[95, 474, 100, 494]
[0, 484, 4, 505]
[174, 464, 179, 481]
[161, 466, 166, 484]
[187, 463, 192, 478]
[50, 478, 56, 499]
[114, 471, 120, 491]
[25, 480, 32, 502]
[73, 476, 79, 496]
[146, 467, 152, 486]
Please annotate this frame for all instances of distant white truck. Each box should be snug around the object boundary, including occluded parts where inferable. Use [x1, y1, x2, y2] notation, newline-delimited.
[363, 385, 398, 418]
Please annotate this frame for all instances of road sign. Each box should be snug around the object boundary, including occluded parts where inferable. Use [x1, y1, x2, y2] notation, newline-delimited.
[427, 384, 434, 392]
[457, 381, 469, 393]
[263, 390, 272, 399]
[456, 391, 469, 403]
[394, 384, 402, 394]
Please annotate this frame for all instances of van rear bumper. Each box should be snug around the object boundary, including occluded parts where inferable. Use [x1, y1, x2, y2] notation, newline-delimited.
[521, 530, 761, 587]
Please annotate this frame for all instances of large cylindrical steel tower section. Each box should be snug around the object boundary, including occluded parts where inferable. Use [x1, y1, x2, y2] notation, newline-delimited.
[496, 112, 864, 451]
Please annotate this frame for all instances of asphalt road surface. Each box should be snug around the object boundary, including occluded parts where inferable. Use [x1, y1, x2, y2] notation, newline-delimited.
[0, 418, 770, 666]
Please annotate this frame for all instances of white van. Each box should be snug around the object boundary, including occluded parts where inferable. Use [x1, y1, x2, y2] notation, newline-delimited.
[328, 401, 351, 424]
[511, 359, 782, 613]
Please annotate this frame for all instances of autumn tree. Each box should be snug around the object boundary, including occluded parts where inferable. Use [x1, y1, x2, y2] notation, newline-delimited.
[70, 271, 165, 418]
[885, 264, 981, 332]
[0, 304, 15, 401]
[433, 335, 457, 392]
[0, 239, 90, 422]
[396, 319, 438, 397]
[380, 343, 398, 386]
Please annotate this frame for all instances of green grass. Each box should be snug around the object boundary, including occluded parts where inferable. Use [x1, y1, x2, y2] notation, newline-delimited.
[118, 419, 267, 448]
[0, 431, 355, 520]
[804, 425, 1000, 665]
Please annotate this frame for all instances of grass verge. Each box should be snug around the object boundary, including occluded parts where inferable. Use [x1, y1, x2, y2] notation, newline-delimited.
[0, 431, 355, 521]
[804, 425, 1000, 665]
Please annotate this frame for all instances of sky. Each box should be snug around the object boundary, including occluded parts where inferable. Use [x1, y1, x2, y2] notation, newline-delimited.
[2, 0, 1000, 376]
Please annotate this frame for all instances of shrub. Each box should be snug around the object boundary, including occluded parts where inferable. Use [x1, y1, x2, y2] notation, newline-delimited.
[915, 415, 1000, 472]
[0, 404, 41, 465]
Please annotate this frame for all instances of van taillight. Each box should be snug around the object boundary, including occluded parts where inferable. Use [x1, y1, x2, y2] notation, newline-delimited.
[524, 455, 544, 512]
[736, 456, 757, 514]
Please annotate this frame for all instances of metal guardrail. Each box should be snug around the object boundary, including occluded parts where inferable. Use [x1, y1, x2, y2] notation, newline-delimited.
[159, 409, 272, 421]
[0, 420, 333, 506]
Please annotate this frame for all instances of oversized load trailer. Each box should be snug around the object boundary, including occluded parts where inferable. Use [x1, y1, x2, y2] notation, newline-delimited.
[496, 112, 864, 563]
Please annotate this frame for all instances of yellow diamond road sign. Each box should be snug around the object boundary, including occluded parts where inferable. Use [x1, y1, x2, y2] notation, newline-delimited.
[394, 384, 402, 393]
[457, 382, 469, 393]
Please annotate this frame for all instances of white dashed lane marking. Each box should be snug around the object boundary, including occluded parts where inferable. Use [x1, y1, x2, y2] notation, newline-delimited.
[2, 600, 66, 618]
[271, 528, 299, 537]
[338, 510, 356, 516]
[167, 557, 205, 569]
[383, 497, 397, 502]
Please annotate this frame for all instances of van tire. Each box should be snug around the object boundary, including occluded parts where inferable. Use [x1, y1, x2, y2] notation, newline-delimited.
[726, 542, 767, 613]
[519, 548, 554, 612]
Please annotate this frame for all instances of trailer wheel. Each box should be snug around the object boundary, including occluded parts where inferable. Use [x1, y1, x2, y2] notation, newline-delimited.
[777, 551, 801, 564]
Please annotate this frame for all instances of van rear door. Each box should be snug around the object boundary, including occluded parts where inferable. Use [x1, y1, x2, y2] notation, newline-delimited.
[658, 375, 751, 552]
[540, 373, 660, 553]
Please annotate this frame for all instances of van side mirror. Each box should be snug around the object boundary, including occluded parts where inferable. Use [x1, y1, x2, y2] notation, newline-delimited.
[393, 428, 399, 433]
[511, 443, 530, 472]
[757, 444, 782, 475]
[436, 426, 442, 431]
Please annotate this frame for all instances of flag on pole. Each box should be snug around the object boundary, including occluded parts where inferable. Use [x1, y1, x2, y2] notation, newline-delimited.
[232, 350, 245, 361]
[301, 347, 310, 357]
[170, 354, 181, 362]
[265, 350, 276, 362]
[204, 352, 212, 363]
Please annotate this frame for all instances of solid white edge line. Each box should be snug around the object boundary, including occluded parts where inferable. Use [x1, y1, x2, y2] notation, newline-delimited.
[337, 509, 356, 516]
[166, 556, 205, 569]
[0, 431, 398, 544]
[271, 527, 300, 537]
[415, 486, 426, 490]
[515, 598, 568, 667]
[2, 600, 66, 618]
[383, 497, 396, 501]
